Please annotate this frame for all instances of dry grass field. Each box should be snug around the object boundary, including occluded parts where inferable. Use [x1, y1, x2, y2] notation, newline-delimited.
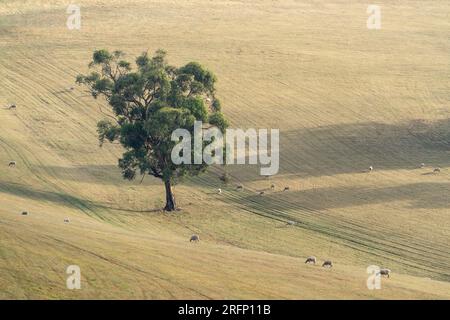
[0, 0, 449, 299]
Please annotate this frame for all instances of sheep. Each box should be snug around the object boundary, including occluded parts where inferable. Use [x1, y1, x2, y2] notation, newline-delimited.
[283, 186, 290, 191]
[286, 220, 296, 226]
[64, 218, 70, 223]
[67, 86, 75, 91]
[259, 191, 265, 195]
[8, 161, 16, 167]
[236, 185, 243, 190]
[433, 168, 441, 173]
[322, 260, 333, 268]
[378, 268, 391, 278]
[420, 163, 425, 168]
[369, 166, 373, 172]
[8, 104, 16, 110]
[305, 256, 317, 264]
[270, 184, 275, 190]
[21, 211, 28, 216]
[205, 97, 212, 103]
[217, 188, 222, 194]
[190, 234, 200, 242]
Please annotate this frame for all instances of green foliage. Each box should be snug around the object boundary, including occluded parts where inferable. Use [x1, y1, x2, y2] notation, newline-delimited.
[212, 99, 221, 112]
[97, 120, 120, 146]
[182, 97, 208, 122]
[208, 112, 229, 132]
[77, 49, 228, 186]
[92, 49, 112, 64]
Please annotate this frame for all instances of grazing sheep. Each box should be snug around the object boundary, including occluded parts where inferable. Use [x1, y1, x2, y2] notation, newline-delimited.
[270, 184, 275, 190]
[21, 211, 28, 216]
[8, 161, 16, 167]
[205, 97, 212, 103]
[259, 191, 265, 195]
[190, 234, 200, 242]
[378, 268, 391, 278]
[217, 188, 222, 194]
[283, 186, 290, 191]
[433, 168, 441, 173]
[420, 163, 425, 168]
[64, 218, 70, 223]
[8, 104, 16, 110]
[67, 86, 74, 91]
[236, 185, 243, 190]
[305, 256, 317, 264]
[322, 260, 333, 268]
[369, 166, 373, 172]
[286, 220, 296, 226]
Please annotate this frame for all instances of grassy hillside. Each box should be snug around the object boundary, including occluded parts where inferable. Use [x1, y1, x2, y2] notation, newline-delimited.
[0, 0, 449, 299]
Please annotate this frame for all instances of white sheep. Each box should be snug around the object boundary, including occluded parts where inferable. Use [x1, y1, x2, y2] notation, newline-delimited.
[8, 104, 16, 110]
[305, 256, 317, 264]
[64, 218, 70, 223]
[369, 166, 373, 172]
[286, 220, 296, 226]
[322, 260, 333, 268]
[433, 168, 441, 173]
[270, 184, 275, 190]
[190, 234, 200, 242]
[8, 161, 16, 167]
[236, 185, 243, 190]
[378, 268, 391, 278]
[259, 191, 265, 195]
[217, 188, 222, 194]
[420, 163, 425, 168]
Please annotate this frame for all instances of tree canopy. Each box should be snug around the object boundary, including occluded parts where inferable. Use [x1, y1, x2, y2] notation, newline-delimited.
[76, 49, 229, 211]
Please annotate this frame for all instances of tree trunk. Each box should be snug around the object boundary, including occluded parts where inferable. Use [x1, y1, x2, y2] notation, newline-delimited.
[164, 180, 176, 211]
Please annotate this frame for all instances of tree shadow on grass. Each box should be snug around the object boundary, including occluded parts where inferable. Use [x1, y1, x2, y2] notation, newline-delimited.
[220, 118, 450, 182]
[35, 164, 160, 186]
[236, 182, 450, 213]
[0, 181, 96, 212]
[0, 182, 162, 214]
[279, 118, 450, 176]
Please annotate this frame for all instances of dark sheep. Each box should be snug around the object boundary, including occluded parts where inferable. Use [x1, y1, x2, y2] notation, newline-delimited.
[190, 234, 200, 242]
[322, 260, 333, 268]
[378, 268, 391, 278]
[305, 256, 317, 264]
